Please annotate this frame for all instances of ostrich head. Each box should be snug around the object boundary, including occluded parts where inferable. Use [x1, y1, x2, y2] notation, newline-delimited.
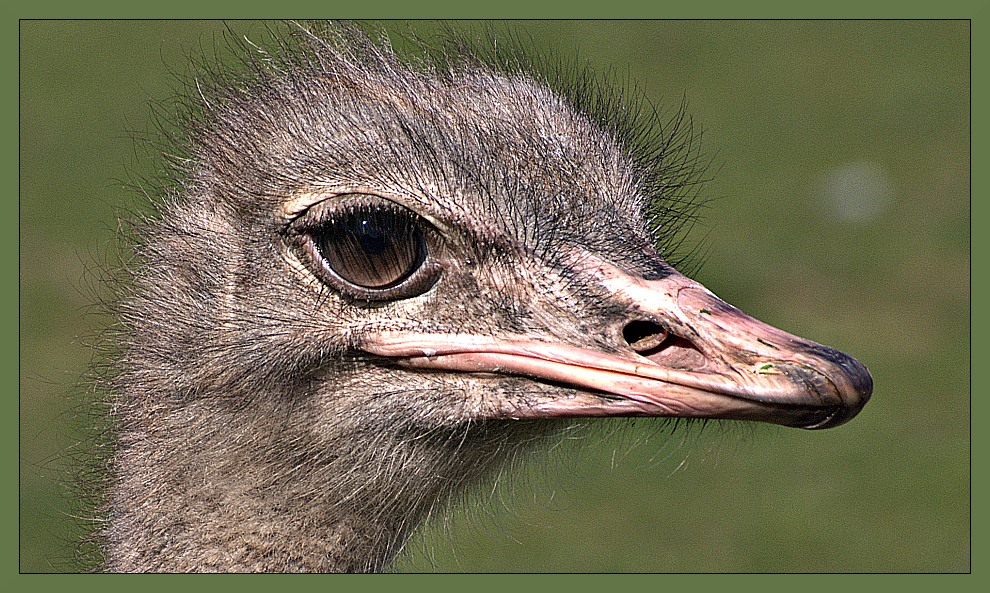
[105, 23, 872, 572]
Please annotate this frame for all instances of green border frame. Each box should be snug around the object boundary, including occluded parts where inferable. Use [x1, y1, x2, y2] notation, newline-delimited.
[12, 2, 981, 584]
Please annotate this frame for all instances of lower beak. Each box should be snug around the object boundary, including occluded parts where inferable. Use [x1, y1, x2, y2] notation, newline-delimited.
[361, 259, 872, 430]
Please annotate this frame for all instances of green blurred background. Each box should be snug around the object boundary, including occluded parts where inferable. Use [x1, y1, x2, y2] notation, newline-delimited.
[20, 20, 969, 572]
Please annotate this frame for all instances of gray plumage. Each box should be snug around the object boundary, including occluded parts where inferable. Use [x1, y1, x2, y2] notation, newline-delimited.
[103, 22, 870, 573]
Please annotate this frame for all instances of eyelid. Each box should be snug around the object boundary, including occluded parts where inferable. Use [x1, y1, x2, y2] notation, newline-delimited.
[280, 187, 395, 221]
[281, 189, 466, 242]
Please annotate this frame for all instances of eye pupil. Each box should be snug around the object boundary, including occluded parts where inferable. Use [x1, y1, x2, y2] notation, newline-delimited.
[356, 220, 387, 256]
[314, 206, 426, 290]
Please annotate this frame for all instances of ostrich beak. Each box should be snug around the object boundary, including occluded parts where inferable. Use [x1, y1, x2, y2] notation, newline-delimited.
[363, 257, 872, 430]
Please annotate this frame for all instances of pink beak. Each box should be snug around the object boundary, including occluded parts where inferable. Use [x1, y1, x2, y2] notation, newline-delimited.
[362, 256, 872, 430]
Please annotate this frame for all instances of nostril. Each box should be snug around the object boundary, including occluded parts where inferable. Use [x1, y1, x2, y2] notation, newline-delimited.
[623, 320, 668, 353]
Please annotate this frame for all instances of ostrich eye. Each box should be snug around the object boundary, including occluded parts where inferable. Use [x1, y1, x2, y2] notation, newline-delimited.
[314, 206, 426, 289]
[291, 196, 440, 301]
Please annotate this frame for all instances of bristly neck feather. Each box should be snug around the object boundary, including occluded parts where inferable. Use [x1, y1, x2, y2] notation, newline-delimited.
[106, 384, 548, 572]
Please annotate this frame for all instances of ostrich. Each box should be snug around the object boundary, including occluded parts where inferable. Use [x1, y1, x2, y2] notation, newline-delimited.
[103, 22, 872, 573]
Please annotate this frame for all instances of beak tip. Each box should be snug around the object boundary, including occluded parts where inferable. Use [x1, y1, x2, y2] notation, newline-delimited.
[798, 403, 862, 430]
[805, 358, 873, 430]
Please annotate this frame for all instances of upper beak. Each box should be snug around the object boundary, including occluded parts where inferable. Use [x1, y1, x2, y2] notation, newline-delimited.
[361, 256, 872, 430]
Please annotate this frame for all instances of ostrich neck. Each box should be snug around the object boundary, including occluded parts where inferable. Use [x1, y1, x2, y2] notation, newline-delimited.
[105, 388, 542, 572]
[106, 400, 400, 572]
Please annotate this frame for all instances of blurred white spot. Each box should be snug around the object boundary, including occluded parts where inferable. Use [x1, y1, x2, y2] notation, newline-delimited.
[817, 161, 894, 223]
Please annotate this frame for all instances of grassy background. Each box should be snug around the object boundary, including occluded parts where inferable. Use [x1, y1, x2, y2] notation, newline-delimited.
[19, 20, 969, 572]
